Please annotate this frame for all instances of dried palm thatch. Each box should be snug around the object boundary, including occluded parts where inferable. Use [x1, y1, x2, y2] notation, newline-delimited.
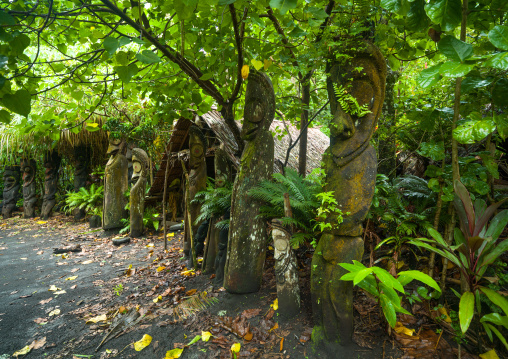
[172, 291, 218, 322]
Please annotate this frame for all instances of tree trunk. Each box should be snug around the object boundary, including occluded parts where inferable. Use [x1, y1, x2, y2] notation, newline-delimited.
[298, 82, 310, 176]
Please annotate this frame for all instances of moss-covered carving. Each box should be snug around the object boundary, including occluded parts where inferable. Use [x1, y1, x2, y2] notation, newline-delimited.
[103, 138, 128, 230]
[21, 159, 37, 218]
[311, 41, 386, 347]
[224, 70, 275, 294]
[2, 165, 20, 219]
[73, 146, 89, 220]
[130, 148, 149, 238]
[185, 125, 207, 258]
[41, 151, 61, 220]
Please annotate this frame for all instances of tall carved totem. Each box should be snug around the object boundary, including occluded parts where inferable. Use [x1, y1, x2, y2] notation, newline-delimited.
[41, 151, 61, 219]
[185, 125, 207, 258]
[130, 148, 149, 237]
[311, 41, 386, 346]
[2, 165, 20, 219]
[73, 146, 89, 220]
[103, 138, 128, 230]
[224, 70, 275, 293]
[21, 159, 37, 218]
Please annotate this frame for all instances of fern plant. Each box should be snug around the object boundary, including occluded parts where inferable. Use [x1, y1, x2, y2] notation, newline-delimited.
[192, 179, 233, 230]
[248, 168, 321, 247]
[64, 184, 104, 216]
[333, 83, 371, 117]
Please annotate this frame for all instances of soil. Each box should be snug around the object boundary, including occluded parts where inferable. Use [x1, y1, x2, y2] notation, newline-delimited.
[0, 212, 474, 359]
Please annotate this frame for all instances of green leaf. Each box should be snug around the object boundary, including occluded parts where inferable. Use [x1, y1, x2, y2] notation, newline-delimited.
[439, 61, 474, 78]
[187, 335, 201, 346]
[269, 0, 298, 15]
[114, 64, 139, 83]
[461, 75, 492, 94]
[191, 92, 202, 105]
[0, 9, 16, 25]
[482, 238, 508, 269]
[489, 25, 508, 51]
[174, 0, 197, 20]
[417, 64, 442, 88]
[484, 52, 508, 70]
[288, 25, 307, 38]
[397, 270, 441, 293]
[135, 50, 161, 64]
[453, 118, 496, 144]
[424, 0, 462, 31]
[380, 293, 397, 328]
[199, 73, 214, 81]
[438, 36, 473, 62]
[0, 109, 10, 124]
[1, 89, 31, 117]
[459, 291, 475, 334]
[116, 51, 129, 66]
[480, 288, 508, 316]
[353, 268, 373, 286]
[304, 6, 328, 20]
[372, 267, 404, 293]
[481, 313, 508, 330]
[218, 0, 236, 4]
[485, 209, 508, 240]
[486, 324, 508, 351]
[406, 0, 429, 32]
[418, 141, 445, 161]
[10, 33, 30, 56]
[103, 37, 119, 56]
[492, 79, 508, 109]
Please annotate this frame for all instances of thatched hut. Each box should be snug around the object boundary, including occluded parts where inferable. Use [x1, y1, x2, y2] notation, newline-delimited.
[147, 110, 329, 205]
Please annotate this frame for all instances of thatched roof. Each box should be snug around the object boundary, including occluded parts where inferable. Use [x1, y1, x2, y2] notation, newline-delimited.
[147, 110, 329, 201]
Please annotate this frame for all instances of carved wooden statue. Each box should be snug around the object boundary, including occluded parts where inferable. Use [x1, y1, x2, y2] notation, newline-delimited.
[73, 146, 89, 220]
[2, 165, 20, 219]
[185, 125, 207, 258]
[311, 41, 386, 346]
[21, 159, 37, 218]
[103, 138, 128, 230]
[203, 146, 231, 275]
[224, 70, 275, 293]
[41, 151, 61, 219]
[130, 148, 149, 238]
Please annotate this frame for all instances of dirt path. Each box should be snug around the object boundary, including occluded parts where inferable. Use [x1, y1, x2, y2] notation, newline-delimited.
[0, 215, 397, 359]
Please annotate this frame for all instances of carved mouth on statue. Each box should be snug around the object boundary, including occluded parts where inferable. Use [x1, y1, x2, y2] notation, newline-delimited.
[242, 127, 258, 140]
[107, 149, 119, 156]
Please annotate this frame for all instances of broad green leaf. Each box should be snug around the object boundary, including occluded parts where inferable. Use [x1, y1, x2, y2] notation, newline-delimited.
[199, 73, 213, 81]
[459, 291, 475, 334]
[251, 59, 263, 70]
[218, 0, 236, 4]
[304, 6, 328, 20]
[480, 288, 508, 316]
[481, 313, 508, 330]
[380, 293, 397, 328]
[427, 228, 447, 248]
[174, 0, 196, 20]
[379, 282, 402, 309]
[484, 52, 508, 70]
[10, 33, 30, 56]
[1, 89, 31, 117]
[103, 37, 119, 56]
[409, 239, 463, 268]
[406, 0, 429, 31]
[489, 25, 508, 51]
[356, 274, 380, 297]
[397, 270, 441, 292]
[372, 267, 404, 293]
[485, 324, 508, 351]
[417, 64, 442, 88]
[187, 335, 201, 346]
[482, 238, 508, 268]
[353, 268, 373, 286]
[418, 141, 445, 161]
[114, 64, 139, 83]
[424, 0, 461, 31]
[269, 0, 298, 15]
[116, 51, 129, 66]
[0, 9, 16, 25]
[0, 109, 10, 124]
[461, 76, 493, 94]
[453, 118, 496, 144]
[492, 79, 508, 109]
[439, 61, 474, 78]
[380, 0, 407, 13]
[288, 25, 307, 37]
[439, 36, 473, 62]
[135, 50, 161, 64]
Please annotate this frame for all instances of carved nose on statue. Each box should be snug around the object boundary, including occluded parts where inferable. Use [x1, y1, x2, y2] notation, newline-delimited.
[334, 111, 355, 139]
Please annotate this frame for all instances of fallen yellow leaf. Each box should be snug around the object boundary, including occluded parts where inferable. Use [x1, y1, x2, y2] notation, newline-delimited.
[37, 221, 47, 224]
[165, 348, 184, 358]
[231, 342, 241, 353]
[167, 232, 174, 237]
[133, 334, 152, 351]
[180, 269, 195, 276]
[65, 276, 77, 281]
[54, 290, 66, 295]
[271, 298, 278, 311]
[438, 307, 452, 323]
[48, 309, 60, 316]
[156, 266, 166, 272]
[48, 285, 61, 291]
[201, 331, 212, 342]
[82, 260, 93, 264]
[146, 243, 154, 248]
[86, 314, 107, 324]
[61, 253, 68, 259]
[269, 322, 279, 332]
[153, 295, 162, 303]
[480, 350, 500, 359]
[13, 345, 31, 357]
[394, 322, 415, 336]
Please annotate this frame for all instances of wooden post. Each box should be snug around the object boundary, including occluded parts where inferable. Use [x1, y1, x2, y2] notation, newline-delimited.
[181, 159, 197, 269]
[162, 142, 174, 250]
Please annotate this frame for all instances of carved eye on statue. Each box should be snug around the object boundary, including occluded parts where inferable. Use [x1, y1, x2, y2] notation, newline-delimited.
[246, 98, 265, 123]
[111, 138, 122, 146]
[191, 144, 204, 157]
[133, 161, 141, 173]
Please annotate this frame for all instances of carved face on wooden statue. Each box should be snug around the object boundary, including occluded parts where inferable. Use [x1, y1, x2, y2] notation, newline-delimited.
[107, 138, 126, 157]
[327, 41, 386, 167]
[131, 148, 148, 185]
[189, 126, 206, 169]
[241, 70, 276, 141]
[2, 166, 20, 218]
[22, 160, 36, 187]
